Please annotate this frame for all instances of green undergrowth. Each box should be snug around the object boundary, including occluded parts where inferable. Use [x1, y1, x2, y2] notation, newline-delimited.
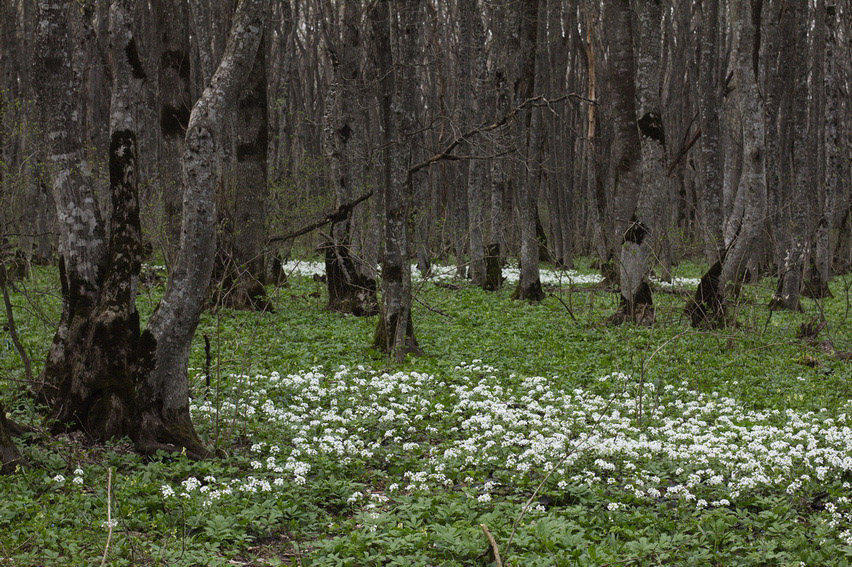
[0, 259, 849, 566]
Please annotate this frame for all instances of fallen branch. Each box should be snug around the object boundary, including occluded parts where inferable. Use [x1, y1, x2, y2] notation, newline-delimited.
[413, 296, 453, 319]
[267, 191, 373, 244]
[480, 524, 504, 567]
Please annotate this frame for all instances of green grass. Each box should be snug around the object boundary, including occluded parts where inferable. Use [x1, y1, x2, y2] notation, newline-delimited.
[0, 260, 849, 566]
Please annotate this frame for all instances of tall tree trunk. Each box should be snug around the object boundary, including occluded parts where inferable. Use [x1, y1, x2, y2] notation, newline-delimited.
[320, 0, 378, 316]
[35, 0, 109, 412]
[512, 0, 545, 302]
[803, 0, 831, 299]
[696, 0, 725, 262]
[372, 0, 420, 361]
[770, 0, 810, 311]
[634, 0, 665, 301]
[461, 0, 488, 287]
[687, 0, 768, 326]
[215, 28, 271, 311]
[823, 3, 847, 276]
[136, 0, 265, 457]
[605, 0, 653, 325]
[154, 0, 192, 270]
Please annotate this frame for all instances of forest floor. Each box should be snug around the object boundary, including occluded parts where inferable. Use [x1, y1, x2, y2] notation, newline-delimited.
[0, 259, 850, 566]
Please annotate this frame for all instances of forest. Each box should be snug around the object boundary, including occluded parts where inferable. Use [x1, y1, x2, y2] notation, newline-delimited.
[0, 0, 850, 565]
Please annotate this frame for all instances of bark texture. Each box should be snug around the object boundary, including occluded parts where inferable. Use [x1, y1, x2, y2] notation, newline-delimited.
[137, 0, 265, 457]
[372, 0, 421, 360]
[605, 0, 653, 325]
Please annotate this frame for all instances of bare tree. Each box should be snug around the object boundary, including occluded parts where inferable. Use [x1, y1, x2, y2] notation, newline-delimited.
[34, 0, 265, 458]
[373, 0, 421, 360]
[604, 0, 653, 325]
[511, 0, 545, 302]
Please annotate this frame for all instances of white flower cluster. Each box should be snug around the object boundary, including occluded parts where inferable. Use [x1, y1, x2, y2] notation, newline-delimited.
[281, 260, 605, 287]
[177, 362, 849, 543]
[281, 259, 706, 289]
[651, 275, 702, 288]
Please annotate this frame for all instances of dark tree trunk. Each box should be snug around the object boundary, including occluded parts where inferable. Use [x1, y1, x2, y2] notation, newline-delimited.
[604, 0, 653, 325]
[0, 404, 21, 474]
[34, 0, 109, 425]
[696, 0, 725, 262]
[770, 0, 810, 311]
[512, 0, 545, 302]
[154, 0, 192, 269]
[372, 0, 421, 361]
[320, 0, 378, 315]
[215, 28, 271, 311]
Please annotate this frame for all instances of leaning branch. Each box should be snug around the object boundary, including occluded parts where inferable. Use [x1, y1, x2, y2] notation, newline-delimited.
[408, 93, 595, 177]
[267, 191, 374, 244]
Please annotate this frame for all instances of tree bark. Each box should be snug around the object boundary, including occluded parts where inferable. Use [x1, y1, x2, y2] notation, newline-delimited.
[770, 0, 810, 311]
[696, 0, 725, 262]
[605, 0, 653, 325]
[137, 0, 265, 457]
[511, 0, 545, 302]
[154, 0, 192, 270]
[35, 0, 108, 412]
[320, 0, 378, 316]
[215, 27, 271, 311]
[461, 0, 488, 287]
[372, 0, 420, 361]
[0, 404, 21, 474]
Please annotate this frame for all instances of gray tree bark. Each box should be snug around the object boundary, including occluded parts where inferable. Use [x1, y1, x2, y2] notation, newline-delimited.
[696, 0, 725, 262]
[770, 0, 810, 311]
[372, 0, 420, 361]
[461, 0, 488, 287]
[511, 0, 545, 302]
[605, 0, 653, 325]
[137, 0, 265, 456]
[215, 26, 271, 311]
[35, 0, 108, 412]
[154, 0, 192, 270]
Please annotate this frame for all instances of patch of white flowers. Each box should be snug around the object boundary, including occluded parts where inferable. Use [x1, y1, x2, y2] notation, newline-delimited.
[282, 260, 605, 287]
[281, 259, 704, 289]
[177, 361, 852, 543]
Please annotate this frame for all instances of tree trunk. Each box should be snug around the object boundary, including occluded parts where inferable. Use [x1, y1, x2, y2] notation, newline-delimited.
[770, 0, 810, 311]
[0, 404, 21, 474]
[696, 0, 725, 262]
[803, 0, 831, 299]
[605, 0, 652, 325]
[512, 0, 545, 302]
[320, 0, 378, 315]
[372, 0, 420, 361]
[461, 0, 487, 287]
[215, 28, 271, 311]
[154, 0, 192, 270]
[35, 0, 109, 414]
[137, 0, 265, 457]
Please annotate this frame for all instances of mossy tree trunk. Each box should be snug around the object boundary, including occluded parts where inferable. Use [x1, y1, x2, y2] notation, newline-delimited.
[136, 0, 265, 457]
[34, 0, 264, 459]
